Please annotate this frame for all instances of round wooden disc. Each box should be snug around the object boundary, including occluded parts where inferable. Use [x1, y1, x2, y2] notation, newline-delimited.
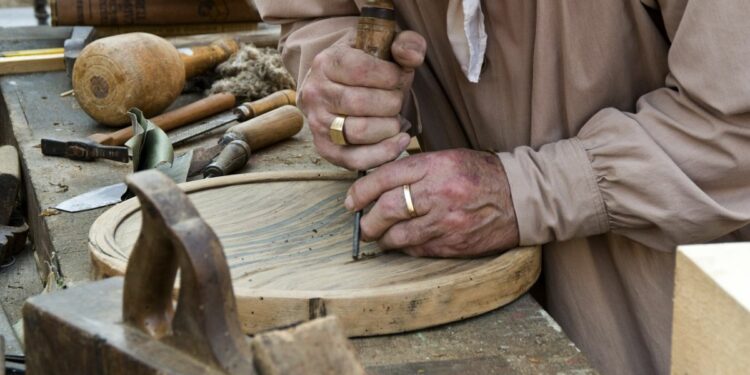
[89, 170, 541, 337]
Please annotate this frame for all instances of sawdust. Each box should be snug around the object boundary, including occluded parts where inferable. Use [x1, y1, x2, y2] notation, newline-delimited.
[208, 44, 296, 101]
[39, 208, 60, 217]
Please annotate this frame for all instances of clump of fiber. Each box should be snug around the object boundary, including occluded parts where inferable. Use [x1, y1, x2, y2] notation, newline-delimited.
[208, 44, 296, 101]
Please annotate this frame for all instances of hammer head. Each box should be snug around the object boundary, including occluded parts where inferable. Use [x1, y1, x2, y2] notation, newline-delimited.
[63, 26, 96, 77]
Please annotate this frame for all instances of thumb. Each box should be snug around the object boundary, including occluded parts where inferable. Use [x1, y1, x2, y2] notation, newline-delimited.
[391, 31, 427, 71]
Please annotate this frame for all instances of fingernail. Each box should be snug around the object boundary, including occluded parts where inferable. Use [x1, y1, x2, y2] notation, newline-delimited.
[345, 195, 354, 211]
[399, 134, 411, 150]
[403, 42, 422, 54]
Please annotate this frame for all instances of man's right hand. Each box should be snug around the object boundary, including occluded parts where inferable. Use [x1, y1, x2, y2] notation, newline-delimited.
[298, 30, 427, 171]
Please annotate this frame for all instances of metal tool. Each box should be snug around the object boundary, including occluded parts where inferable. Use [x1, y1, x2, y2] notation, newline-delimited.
[41, 139, 130, 163]
[170, 89, 298, 147]
[188, 105, 304, 178]
[55, 103, 301, 212]
[88, 89, 296, 147]
[63, 26, 96, 76]
[55, 110, 191, 213]
[352, 0, 397, 260]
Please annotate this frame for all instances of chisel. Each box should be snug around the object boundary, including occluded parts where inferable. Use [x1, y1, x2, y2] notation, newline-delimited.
[352, 0, 397, 260]
[88, 89, 296, 147]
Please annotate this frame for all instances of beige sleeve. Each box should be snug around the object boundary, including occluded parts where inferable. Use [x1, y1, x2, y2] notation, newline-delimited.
[253, 0, 360, 82]
[499, 0, 750, 251]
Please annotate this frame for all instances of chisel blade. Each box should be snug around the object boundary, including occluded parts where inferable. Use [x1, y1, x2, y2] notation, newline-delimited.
[169, 111, 238, 147]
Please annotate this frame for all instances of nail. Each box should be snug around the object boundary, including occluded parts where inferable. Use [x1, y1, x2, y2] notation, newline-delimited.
[345, 195, 354, 211]
[399, 134, 411, 150]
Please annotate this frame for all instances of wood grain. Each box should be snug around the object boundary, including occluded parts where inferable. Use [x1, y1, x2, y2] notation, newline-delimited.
[89, 170, 541, 337]
[671, 243, 750, 375]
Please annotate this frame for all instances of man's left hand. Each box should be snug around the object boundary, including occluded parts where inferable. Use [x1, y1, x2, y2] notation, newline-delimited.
[345, 149, 520, 258]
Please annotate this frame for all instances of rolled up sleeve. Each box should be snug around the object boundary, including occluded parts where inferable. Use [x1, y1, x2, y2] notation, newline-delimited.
[498, 0, 750, 251]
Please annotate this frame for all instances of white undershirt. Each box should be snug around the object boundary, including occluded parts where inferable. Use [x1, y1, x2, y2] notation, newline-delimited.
[446, 0, 487, 83]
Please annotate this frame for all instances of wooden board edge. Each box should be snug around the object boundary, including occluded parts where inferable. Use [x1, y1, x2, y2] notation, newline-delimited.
[236, 246, 542, 337]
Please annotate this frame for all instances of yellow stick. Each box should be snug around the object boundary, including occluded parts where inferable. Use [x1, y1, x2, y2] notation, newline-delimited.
[0, 48, 65, 58]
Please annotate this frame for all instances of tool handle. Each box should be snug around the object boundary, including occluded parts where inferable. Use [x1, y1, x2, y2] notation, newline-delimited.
[227, 105, 304, 151]
[203, 140, 251, 178]
[88, 93, 237, 146]
[205, 105, 304, 177]
[179, 38, 240, 79]
[122, 170, 255, 372]
[356, 0, 397, 60]
[233, 89, 297, 121]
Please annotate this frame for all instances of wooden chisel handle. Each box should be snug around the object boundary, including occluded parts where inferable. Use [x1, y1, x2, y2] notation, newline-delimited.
[233, 89, 297, 121]
[88, 92, 237, 146]
[204, 105, 304, 177]
[356, 0, 397, 60]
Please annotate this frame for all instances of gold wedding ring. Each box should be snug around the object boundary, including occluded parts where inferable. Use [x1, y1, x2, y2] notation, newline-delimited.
[329, 116, 348, 146]
[403, 185, 418, 218]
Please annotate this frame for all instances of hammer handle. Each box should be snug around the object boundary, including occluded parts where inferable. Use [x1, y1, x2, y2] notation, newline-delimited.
[180, 38, 240, 79]
[88, 92, 237, 146]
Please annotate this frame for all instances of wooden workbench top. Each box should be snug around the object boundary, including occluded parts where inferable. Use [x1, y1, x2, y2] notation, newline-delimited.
[0, 26, 596, 374]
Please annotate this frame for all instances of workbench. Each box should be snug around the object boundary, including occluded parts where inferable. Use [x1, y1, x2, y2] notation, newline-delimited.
[0, 26, 597, 374]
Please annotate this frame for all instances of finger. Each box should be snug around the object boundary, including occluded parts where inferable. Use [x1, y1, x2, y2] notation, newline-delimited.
[378, 215, 439, 250]
[360, 184, 430, 241]
[317, 132, 411, 171]
[391, 31, 427, 70]
[322, 82, 403, 118]
[319, 46, 410, 90]
[346, 155, 427, 211]
[340, 116, 402, 145]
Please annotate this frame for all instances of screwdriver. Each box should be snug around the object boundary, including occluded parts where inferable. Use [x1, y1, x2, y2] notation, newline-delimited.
[352, 0, 397, 260]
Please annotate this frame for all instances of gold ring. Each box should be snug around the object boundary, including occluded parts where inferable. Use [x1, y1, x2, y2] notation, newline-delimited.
[329, 116, 348, 146]
[403, 185, 418, 218]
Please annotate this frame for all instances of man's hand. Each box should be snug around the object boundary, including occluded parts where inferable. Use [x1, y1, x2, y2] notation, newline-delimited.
[345, 149, 520, 258]
[298, 31, 426, 171]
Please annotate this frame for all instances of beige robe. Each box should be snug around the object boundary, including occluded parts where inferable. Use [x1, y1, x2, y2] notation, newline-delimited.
[254, 1, 750, 374]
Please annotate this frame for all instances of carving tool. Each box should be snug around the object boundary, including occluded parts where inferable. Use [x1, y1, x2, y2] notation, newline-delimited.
[54, 105, 303, 212]
[88, 89, 296, 147]
[352, 0, 397, 260]
[188, 105, 304, 178]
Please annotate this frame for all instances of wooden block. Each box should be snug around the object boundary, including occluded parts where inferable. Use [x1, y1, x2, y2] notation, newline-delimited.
[0, 145, 20, 225]
[671, 243, 750, 374]
[253, 316, 366, 375]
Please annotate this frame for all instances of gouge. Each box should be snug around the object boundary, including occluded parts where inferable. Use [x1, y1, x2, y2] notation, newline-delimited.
[189, 105, 305, 178]
[352, 0, 397, 260]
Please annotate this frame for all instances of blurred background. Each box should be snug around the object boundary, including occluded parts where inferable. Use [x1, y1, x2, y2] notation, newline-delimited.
[0, 0, 46, 27]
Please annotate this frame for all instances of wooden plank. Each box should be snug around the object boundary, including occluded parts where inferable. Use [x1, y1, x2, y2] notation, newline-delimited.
[671, 243, 750, 374]
[89, 170, 542, 337]
[0, 53, 64, 76]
